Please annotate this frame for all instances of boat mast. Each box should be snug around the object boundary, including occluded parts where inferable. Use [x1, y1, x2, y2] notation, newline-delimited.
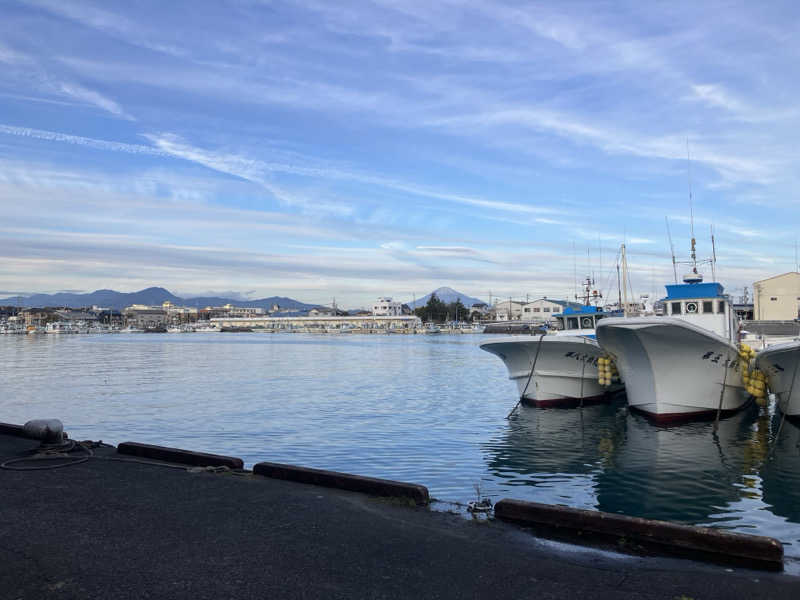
[710, 225, 717, 282]
[621, 244, 629, 318]
[665, 216, 678, 284]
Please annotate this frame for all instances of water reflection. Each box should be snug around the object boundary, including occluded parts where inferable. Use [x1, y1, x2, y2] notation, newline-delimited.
[483, 401, 627, 509]
[595, 405, 761, 524]
[761, 414, 800, 524]
[484, 402, 777, 523]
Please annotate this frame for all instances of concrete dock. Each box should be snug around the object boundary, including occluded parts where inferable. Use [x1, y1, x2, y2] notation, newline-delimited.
[2, 431, 799, 599]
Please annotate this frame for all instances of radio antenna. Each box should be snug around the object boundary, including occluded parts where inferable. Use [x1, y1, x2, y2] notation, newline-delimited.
[710, 225, 717, 282]
[665, 216, 678, 284]
[687, 139, 697, 274]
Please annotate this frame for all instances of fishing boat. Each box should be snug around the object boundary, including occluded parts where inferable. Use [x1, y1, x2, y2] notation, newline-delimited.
[45, 322, 78, 334]
[480, 304, 623, 407]
[596, 266, 748, 423]
[756, 340, 800, 420]
[422, 322, 441, 334]
[480, 276, 625, 407]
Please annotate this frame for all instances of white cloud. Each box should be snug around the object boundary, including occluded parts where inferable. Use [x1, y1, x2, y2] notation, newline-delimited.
[0, 124, 165, 156]
[689, 84, 745, 113]
[57, 82, 134, 120]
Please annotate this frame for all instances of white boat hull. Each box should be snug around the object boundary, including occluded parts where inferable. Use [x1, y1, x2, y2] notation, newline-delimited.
[480, 335, 623, 407]
[596, 317, 749, 423]
[756, 341, 800, 418]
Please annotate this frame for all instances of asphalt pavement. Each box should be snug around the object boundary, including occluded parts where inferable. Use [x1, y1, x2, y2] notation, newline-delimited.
[1, 432, 798, 599]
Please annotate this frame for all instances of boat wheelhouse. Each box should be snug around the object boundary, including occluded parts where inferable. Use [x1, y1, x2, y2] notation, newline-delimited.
[553, 305, 619, 336]
[660, 281, 738, 341]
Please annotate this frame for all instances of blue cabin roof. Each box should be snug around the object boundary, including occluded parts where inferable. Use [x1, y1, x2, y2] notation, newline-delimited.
[662, 282, 724, 301]
[554, 305, 600, 318]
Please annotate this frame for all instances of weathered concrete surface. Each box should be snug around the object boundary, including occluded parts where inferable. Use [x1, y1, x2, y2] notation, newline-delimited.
[1, 432, 799, 600]
[495, 498, 783, 568]
[117, 440, 244, 469]
[254, 461, 429, 505]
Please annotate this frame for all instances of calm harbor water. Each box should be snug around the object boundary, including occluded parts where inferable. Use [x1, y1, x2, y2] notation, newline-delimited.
[3, 332, 800, 565]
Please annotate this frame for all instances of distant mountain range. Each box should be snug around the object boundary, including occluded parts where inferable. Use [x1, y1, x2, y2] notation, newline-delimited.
[407, 287, 485, 309]
[0, 287, 319, 311]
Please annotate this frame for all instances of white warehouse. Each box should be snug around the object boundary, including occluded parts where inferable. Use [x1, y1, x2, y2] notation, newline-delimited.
[372, 297, 402, 316]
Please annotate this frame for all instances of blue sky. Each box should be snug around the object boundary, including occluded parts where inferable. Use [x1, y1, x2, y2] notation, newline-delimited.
[1, 0, 799, 307]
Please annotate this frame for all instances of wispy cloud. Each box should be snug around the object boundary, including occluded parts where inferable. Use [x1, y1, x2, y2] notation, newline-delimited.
[144, 132, 562, 216]
[2, 1, 799, 303]
[0, 124, 163, 155]
[689, 84, 745, 113]
[57, 82, 134, 120]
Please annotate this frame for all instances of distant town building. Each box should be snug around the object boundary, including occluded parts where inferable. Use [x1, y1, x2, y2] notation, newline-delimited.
[754, 272, 800, 320]
[372, 297, 402, 316]
[55, 310, 98, 322]
[123, 305, 168, 329]
[199, 304, 264, 320]
[23, 309, 54, 328]
[519, 298, 584, 322]
[494, 300, 525, 321]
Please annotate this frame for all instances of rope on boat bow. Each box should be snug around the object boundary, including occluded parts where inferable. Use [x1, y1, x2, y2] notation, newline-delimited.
[507, 333, 546, 419]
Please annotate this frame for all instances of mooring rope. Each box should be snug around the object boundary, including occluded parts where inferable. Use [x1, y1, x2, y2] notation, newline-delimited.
[713, 354, 730, 434]
[0, 439, 92, 471]
[579, 337, 588, 409]
[508, 332, 546, 419]
[770, 350, 800, 459]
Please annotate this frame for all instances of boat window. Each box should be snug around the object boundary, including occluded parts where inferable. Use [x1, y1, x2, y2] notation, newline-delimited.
[718, 300, 725, 313]
[567, 317, 579, 329]
[703, 300, 713, 313]
[671, 302, 681, 315]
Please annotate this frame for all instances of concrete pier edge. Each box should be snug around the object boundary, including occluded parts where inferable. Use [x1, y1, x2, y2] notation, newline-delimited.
[117, 441, 244, 469]
[1, 421, 785, 569]
[494, 498, 784, 568]
[253, 461, 430, 506]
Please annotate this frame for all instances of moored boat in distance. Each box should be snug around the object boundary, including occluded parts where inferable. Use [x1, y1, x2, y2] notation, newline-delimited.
[597, 276, 748, 423]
